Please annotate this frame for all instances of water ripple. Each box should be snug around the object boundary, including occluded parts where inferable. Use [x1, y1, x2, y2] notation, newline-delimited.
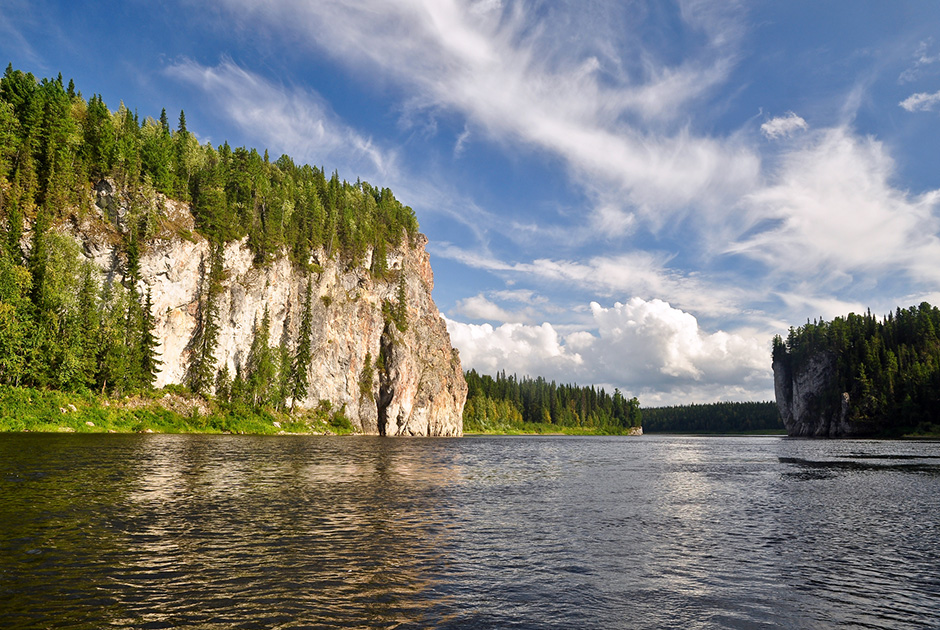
[1, 434, 939, 628]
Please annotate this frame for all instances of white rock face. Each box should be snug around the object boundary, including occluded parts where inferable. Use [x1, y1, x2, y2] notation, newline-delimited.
[773, 352, 860, 437]
[70, 192, 466, 436]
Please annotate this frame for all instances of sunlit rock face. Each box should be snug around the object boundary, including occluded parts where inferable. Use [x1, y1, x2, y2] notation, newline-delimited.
[70, 187, 466, 436]
[773, 352, 874, 438]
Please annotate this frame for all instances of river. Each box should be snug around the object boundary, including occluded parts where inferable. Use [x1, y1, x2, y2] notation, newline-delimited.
[1, 433, 938, 629]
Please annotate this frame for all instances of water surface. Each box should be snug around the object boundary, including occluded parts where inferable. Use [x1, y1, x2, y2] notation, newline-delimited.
[1, 434, 938, 629]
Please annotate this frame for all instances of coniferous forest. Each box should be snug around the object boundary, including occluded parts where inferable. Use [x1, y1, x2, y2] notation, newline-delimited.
[640, 401, 783, 434]
[463, 369, 642, 434]
[0, 65, 417, 411]
[773, 302, 940, 434]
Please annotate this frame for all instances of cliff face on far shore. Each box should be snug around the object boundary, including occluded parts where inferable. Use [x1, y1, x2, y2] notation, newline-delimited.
[67, 181, 466, 436]
[773, 352, 879, 438]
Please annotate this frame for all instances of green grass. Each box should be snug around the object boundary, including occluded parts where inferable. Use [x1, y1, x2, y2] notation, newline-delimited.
[0, 385, 358, 435]
[464, 416, 641, 436]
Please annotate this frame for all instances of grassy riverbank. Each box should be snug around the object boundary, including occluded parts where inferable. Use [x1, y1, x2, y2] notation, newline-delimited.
[0, 385, 357, 435]
[463, 416, 642, 436]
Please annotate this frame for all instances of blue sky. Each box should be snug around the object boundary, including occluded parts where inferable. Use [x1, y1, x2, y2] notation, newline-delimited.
[4, 1, 940, 404]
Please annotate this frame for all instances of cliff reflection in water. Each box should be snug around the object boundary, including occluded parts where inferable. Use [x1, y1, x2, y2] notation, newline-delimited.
[2, 434, 465, 629]
[2, 434, 939, 630]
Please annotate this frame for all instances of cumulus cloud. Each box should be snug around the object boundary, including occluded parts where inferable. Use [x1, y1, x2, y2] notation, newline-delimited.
[446, 318, 582, 378]
[899, 90, 940, 112]
[760, 112, 808, 139]
[164, 58, 395, 179]
[447, 297, 772, 404]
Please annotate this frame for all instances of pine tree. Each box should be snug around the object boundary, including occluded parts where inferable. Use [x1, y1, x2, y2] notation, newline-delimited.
[394, 267, 408, 332]
[290, 275, 314, 408]
[187, 242, 223, 394]
[139, 287, 161, 388]
[245, 305, 276, 408]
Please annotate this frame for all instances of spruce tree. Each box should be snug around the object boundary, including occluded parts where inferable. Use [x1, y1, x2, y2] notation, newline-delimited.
[188, 242, 223, 394]
[290, 276, 314, 408]
[139, 287, 161, 388]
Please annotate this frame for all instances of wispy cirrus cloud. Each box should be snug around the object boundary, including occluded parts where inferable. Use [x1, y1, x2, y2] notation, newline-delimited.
[213, 0, 759, 231]
[164, 57, 396, 180]
[898, 38, 940, 84]
[433, 243, 755, 320]
[732, 126, 940, 287]
[899, 90, 940, 112]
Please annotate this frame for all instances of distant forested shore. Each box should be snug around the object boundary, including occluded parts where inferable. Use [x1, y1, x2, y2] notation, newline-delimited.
[462, 369, 642, 434]
[641, 401, 783, 434]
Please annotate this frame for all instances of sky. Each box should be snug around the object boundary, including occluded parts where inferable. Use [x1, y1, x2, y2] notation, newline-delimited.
[3, 1, 940, 405]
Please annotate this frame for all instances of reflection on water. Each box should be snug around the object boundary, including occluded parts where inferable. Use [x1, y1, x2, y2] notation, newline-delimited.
[1, 434, 939, 629]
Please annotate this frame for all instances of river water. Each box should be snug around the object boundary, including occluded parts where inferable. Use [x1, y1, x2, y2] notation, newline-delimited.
[1, 434, 939, 629]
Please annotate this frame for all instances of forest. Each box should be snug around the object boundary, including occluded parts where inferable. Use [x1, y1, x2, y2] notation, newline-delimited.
[463, 369, 642, 434]
[640, 401, 782, 433]
[0, 65, 417, 413]
[773, 302, 940, 433]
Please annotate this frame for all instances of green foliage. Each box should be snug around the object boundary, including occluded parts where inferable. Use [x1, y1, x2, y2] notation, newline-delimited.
[0, 65, 418, 273]
[641, 401, 783, 433]
[0, 66, 423, 426]
[463, 369, 641, 433]
[359, 352, 375, 398]
[775, 302, 940, 434]
[290, 276, 314, 407]
[186, 242, 224, 394]
[0, 385, 358, 435]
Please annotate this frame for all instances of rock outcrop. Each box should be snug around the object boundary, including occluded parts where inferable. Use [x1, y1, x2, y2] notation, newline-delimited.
[773, 352, 877, 437]
[69, 183, 466, 436]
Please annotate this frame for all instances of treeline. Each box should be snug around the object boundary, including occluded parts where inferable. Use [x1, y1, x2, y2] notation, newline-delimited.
[463, 369, 641, 433]
[0, 65, 414, 406]
[641, 401, 783, 433]
[0, 65, 418, 266]
[773, 302, 940, 430]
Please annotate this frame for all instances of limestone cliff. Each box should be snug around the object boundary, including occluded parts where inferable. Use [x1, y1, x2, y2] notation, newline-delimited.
[69, 181, 466, 436]
[773, 352, 877, 437]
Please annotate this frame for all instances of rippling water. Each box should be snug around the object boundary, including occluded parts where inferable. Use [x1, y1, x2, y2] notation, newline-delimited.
[1, 434, 939, 629]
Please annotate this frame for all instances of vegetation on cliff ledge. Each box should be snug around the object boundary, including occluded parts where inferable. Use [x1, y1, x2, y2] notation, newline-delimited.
[773, 302, 940, 436]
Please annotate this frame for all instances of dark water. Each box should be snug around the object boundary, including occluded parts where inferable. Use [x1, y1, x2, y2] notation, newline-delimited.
[1, 434, 939, 629]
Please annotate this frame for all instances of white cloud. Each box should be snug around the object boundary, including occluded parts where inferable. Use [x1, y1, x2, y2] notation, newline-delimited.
[164, 58, 395, 179]
[732, 126, 940, 288]
[446, 317, 583, 378]
[454, 294, 536, 324]
[760, 112, 808, 139]
[447, 297, 772, 404]
[453, 125, 471, 157]
[213, 0, 759, 226]
[899, 39, 940, 84]
[899, 90, 940, 112]
[433, 245, 754, 319]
